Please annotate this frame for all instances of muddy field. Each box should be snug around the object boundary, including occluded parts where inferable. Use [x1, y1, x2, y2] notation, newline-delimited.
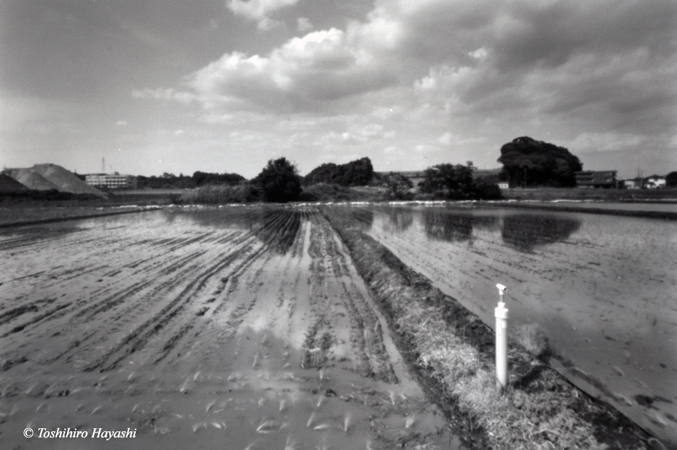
[0, 207, 461, 450]
[358, 204, 677, 445]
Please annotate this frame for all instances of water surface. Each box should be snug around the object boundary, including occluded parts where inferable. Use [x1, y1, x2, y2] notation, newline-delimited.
[361, 204, 677, 444]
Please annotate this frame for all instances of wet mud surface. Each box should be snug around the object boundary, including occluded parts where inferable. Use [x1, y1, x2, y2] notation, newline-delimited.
[354, 204, 677, 446]
[0, 207, 461, 449]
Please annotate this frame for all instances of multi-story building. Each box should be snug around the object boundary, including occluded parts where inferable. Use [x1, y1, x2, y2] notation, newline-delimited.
[85, 173, 137, 189]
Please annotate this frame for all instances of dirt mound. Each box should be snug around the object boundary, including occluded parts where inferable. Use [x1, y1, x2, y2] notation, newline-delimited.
[10, 169, 61, 191]
[0, 174, 29, 192]
[32, 164, 104, 196]
[7, 164, 104, 196]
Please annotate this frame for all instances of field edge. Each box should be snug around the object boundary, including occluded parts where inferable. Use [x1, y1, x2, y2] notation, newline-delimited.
[320, 206, 662, 450]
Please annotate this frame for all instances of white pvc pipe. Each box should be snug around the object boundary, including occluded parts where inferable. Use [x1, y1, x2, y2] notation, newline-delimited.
[495, 284, 509, 390]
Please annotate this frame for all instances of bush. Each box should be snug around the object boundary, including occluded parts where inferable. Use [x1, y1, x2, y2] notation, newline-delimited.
[194, 183, 259, 204]
[472, 179, 503, 200]
[304, 157, 374, 186]
[252, 158, 302, 203]
[418, 163, 475, 199]
[384, 172, 414, 200]
[417, 162, 502, 200]
[300, 183, 384, 202]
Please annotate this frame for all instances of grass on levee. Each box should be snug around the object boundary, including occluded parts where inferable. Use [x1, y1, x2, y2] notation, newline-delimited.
[407, 303, 613, 449]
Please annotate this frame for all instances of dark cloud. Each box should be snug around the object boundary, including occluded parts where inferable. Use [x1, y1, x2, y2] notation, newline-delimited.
[491, 0, 677, 72]
[0, 0, 230, 99]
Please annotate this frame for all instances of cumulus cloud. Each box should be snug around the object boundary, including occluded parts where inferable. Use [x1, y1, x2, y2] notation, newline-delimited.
[227, 0, 300, 30]
[196, 0, 676, 126]
[148, 0, 676, 174]
[187, 28, 396, 111]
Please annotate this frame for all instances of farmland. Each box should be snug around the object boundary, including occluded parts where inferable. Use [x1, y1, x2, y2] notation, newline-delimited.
[357, 204, 677, 445]
[0, 207, 459, 450]
[0, 204, 672, 449]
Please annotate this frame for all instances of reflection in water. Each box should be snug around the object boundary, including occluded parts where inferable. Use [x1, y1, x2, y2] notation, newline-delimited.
[422, 209, 499, 243]
[384, 208, 414, 233]
[365, 204, 677, 443]
[501, 214, 581, 252]
[161, 207, 313, 254]
[347, 207, 374, 230]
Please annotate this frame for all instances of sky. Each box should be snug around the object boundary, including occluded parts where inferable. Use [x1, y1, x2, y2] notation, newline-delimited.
[1, 0, 675, 179]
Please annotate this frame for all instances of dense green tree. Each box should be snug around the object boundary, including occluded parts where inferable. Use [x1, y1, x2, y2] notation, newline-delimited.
[137, 174, 195, 189]
[384, 172, 414, 200]
[418, 162, 476, 199]
[252, 157, 302, 203]
[192, 171, 245, 187]
[418, 162, 502, 200]
[497, 136, 582, 187]
[666, 171, 677, 187]
[304, 157, 374, 186]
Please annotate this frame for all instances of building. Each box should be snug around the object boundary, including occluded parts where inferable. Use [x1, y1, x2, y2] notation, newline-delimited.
[575, 171, 617, 188]
[622, 178, 641, 189]
[85, 173, 137, 189]
[643, 175, 666, 189]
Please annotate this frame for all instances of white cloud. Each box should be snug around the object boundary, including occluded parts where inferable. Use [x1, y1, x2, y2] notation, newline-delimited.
[187, 28, 395, 111]
[297, 17, 313, 32]
[133, 0, 677, 175]
[227, 0, 300, 30]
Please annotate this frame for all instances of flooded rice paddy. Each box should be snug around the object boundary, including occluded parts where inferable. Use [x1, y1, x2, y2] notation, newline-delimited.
[355, 204, 677, 445]
[1, 203, 675, 448]
[0, 207, 460, 450]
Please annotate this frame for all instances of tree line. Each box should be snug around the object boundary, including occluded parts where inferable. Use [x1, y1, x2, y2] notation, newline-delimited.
[137, 135, 625, 203]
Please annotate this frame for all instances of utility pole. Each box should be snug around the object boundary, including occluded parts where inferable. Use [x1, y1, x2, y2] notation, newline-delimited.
[102, 157, 106, 173]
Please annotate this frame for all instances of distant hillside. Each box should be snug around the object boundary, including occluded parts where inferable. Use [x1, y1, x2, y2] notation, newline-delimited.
[5, 164, 104, 196]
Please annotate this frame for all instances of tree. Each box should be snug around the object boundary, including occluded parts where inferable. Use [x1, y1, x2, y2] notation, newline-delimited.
[497, 136, 582, 187]
[418, 162, 476, 199]
[252, 158, 302, 203]
[304, 157, 374, 186]
[192, 171, 245, 187]
[384, 172, 413, 200]
[666, 171, 677, 187]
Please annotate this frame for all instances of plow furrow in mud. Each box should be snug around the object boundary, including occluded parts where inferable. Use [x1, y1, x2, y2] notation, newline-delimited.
[0, 207, 460, 450]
